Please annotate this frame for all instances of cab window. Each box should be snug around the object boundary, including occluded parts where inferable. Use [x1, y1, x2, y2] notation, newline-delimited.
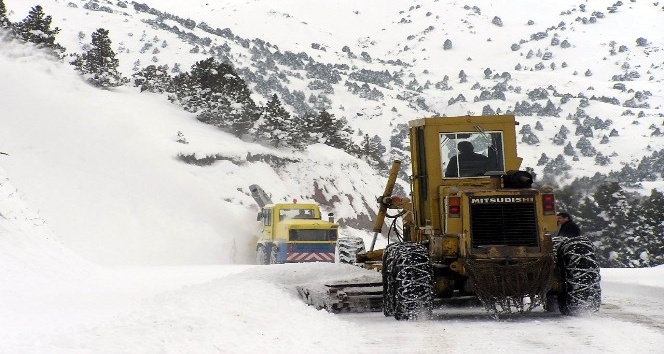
[262, 209, 272, 226]
[279, 208, 316, 221]
[440, 131, 505, 178]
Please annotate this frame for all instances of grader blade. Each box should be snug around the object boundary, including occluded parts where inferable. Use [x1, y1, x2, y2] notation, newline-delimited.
[297, 282, 383, 313]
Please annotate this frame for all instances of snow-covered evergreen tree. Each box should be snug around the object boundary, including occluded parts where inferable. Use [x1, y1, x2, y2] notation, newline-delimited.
[594, 152, 610, 166]
[0, 0, 12, 30]
[543, 154, 571, 177]
[179, 58, 258, 137]
[563, 142, 576, 156]
[132, 64, 172, 93]
[592, 182, 637, 267]
[519, 124, 540, 145]
[70, 28, 126, 88]
[357, 134, 388, 171]
[537, 153, 549, 166]
[458, 70, 467, 83]
[629, 189, 664, 266]
[482, 105, 495, 116]
[303, 111, 354, 151]
[171, 72, 200, 112]
[14, 5, 64, 54]
[575, 136, 597, 157]
[552, 125, 568, 145]
[255, 94, 294, 148]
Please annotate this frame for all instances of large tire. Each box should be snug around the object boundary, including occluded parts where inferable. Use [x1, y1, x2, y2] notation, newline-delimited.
[556, 237, 601, 315]
[382, 243, 401, 317]
[256, 245, 269, 265]
[392, 243, 434, 321]
[336, 236, 366, 264]
[269, 246, 279, 265]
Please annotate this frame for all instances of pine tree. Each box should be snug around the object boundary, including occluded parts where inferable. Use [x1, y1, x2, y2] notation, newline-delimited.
[183, 58, 258, 136]
[543, 154, 571, 174]
[519, 124, 540, 145]
[255, 94, 294, 148]
[132, 64, 172, 93]
[14, 5, 64, 54]
[287, 115, 313, 150]
[0, 0, 12, 31]
[575, 136, 597, 157]
[357, 134, 388, 170]
[171, 72, 200, 111]
[563, 142, 576, 156]
[70, 28, 126, 88]
[629, 189, 664, 266]
[592, 182, 638, 267]
[537, 153, 549, 166]
[305, 111, 354, 150]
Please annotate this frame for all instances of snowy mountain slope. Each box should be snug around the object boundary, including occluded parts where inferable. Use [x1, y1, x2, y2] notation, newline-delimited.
[0, 38, 387, 265]
[1, 4, 664, 352]
[2, 0, 664, 263]
[5, 0, 663, 183]
[0, 167, 95, 284]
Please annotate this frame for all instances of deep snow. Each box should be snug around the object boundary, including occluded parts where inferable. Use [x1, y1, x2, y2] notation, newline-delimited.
[1, 39, 663, 354]
[1, 1, 664, 353]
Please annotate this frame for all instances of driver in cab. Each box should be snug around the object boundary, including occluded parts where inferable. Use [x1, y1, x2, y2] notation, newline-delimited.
[445, 141, 489, 177]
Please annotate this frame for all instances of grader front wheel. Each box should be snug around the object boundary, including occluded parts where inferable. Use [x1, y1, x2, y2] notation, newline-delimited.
[389, 243, 434, 321]
[382, 243, 400, 317]
[557, 237, 602, 315]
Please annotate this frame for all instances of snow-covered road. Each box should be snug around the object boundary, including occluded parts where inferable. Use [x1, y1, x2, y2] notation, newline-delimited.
[1, 263, 662, 354]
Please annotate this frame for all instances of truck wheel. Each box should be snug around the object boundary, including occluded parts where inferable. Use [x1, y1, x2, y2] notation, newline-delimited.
[256, 245, 269, 265]
[269, 246, 279, 264]
[544, 292, 559, 312]
[556, 237, 601, 315]
[382, 243, 401, 317]
[393, 243, 434, 321]
[336, 236, 366, 264]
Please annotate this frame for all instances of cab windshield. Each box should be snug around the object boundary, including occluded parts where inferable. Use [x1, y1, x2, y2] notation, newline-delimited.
[279, 208, 317, 221]
[440, 131, 505, 178]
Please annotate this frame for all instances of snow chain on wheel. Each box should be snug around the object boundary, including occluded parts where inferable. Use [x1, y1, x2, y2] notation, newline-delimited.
[382, 243, 400, 317]
[269, 246, 279, 265]
[256, 245, 269, 265]
[556, 236, 602, 315]
[336, 236, 366, 264]
[391, 243, 434, 321]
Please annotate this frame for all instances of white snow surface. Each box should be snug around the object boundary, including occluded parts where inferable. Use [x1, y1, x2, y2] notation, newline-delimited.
[1, 163, 664, 353]
[1, 1, 664, 353]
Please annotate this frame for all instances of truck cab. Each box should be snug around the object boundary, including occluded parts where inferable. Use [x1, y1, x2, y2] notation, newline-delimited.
[255, 202, 338, 264]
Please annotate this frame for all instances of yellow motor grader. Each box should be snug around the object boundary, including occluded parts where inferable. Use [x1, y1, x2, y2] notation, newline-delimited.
[297, 115, 601, 319]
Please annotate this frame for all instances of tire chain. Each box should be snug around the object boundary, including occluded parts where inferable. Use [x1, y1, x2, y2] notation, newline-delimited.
[337, 237, 366, 264]
[390, 243, 434, 320]
[556, 236, 602, 315]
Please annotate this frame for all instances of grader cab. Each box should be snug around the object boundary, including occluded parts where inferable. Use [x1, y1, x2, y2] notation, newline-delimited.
[298, 115, 601, 320]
